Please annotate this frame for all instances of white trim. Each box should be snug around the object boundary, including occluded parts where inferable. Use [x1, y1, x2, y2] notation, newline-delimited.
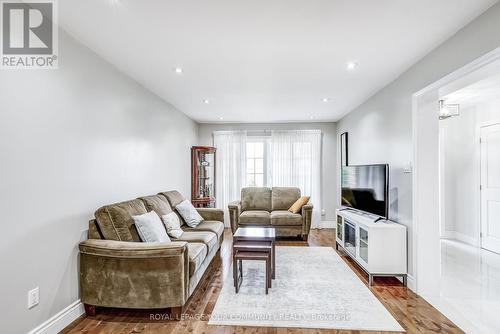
[442, 231, 477, 247]
[319, 220, 335, 228]
[411, 45, 500, 294]
[28, 300, 84, 334]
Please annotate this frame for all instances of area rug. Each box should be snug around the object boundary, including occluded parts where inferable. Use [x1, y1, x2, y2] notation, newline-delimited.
[208, 246, 404, 331]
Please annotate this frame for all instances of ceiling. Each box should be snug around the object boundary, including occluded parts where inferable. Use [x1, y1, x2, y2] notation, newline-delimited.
[59, 0, 497, 123]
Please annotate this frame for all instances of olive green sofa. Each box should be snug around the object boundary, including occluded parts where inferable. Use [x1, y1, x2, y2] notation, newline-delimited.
[78, 190, 224, 318]
[228, 187, 313, 240]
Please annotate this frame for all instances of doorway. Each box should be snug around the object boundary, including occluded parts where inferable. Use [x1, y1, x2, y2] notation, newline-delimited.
[480, 122, 500, 254]
[413, 48, 500, 333]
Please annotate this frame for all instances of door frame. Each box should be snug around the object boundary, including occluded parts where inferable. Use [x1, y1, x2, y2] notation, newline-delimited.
[479, 120, 500, 253]
[412, 46, 500, 298]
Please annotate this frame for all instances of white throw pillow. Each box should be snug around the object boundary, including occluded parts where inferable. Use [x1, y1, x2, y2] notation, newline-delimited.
[175, 200, 203, 227]
[161, 212, 184, 239]
[132, 211, 171, 243]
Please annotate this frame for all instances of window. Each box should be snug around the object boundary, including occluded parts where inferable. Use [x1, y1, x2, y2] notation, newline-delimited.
[246, 141, 265, 187]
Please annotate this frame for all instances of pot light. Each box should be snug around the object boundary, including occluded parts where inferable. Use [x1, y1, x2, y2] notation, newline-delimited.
[174, 67, 183, 74]
[322, 98, 329, 103]
[219, 117, 224, 120]
[203, 99, 210, 104]
[346, 61, 358, 70]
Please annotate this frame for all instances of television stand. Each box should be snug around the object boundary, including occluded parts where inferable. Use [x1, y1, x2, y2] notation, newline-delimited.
[335, 209, 407, 286]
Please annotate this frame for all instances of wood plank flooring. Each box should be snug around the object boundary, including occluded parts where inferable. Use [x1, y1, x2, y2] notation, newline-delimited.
[62, 229, 463, 334]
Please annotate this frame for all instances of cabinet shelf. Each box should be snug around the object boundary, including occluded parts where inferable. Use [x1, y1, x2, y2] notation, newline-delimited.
[191, 146, 216, 208]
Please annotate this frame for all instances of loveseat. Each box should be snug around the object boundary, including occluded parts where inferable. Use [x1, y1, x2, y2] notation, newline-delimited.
[228, 187, 313, 240]
[78, 190, 224, 318]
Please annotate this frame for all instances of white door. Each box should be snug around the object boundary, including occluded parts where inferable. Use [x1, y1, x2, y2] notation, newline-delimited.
[480, 123, 500, 254]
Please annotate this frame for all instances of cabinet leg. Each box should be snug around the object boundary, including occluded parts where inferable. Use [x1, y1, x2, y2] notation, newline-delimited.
[170, 306, 183, 320]
[368, 274, 373, 286]
[84, 304, 96, 316]
[403, 274, 407, 287]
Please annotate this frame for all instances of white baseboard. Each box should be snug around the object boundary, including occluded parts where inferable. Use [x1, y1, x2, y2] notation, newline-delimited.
[442, 231, 478, 247]
[28, 300, 84, 334]
[318, 220, 335, 228]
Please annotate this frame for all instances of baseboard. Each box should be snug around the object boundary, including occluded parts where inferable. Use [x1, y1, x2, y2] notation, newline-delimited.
[319, 220, 335, 228]
[442, 231, 478, 247]
[28, 300, 85, 334]
[406, 274, 416, 292]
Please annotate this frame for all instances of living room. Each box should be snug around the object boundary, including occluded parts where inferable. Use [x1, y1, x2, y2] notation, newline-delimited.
[1, 1, 500, 334]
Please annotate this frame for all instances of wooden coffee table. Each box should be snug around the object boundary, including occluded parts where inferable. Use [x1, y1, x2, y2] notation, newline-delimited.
[233, 227, 276, 281]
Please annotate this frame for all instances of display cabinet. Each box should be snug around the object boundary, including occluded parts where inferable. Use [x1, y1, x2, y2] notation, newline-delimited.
[191, 146, 216, 207]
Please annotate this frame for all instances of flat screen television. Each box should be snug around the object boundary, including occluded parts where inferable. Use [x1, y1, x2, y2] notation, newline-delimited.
[341, 164, 389, 219]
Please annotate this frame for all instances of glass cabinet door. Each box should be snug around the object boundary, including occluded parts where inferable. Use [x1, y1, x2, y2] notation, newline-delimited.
[191, 146, 216, 207]
[359, 227, 368, 263]
[196, 151, 214, 198]
[336, 215, 343, 241]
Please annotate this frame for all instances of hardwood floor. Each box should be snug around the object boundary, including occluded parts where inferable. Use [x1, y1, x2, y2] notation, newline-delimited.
[62, 229, 463, 334]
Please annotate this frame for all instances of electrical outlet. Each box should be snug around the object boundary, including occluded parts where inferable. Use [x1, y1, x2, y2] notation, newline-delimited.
[28, 287, 39, 309]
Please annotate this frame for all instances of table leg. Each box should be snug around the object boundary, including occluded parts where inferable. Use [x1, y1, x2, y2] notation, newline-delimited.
[272, 240, 276, 279]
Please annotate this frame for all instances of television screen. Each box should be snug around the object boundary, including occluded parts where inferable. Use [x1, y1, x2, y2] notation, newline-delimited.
[341, 164, 388, 218]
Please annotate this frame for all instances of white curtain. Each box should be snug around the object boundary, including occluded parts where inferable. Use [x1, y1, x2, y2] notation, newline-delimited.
[213, 129, 322, 229]
[268, 130, 322, 228]
[214, 131, 247, 227]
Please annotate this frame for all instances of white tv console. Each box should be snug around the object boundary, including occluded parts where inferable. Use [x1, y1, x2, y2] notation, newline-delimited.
[335, 209, 407, 286]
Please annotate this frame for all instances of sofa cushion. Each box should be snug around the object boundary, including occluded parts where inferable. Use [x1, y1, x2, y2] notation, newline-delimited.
[95, 199, 147, 241]
[176, 200, 204, 227]
[176, 231, 218, 253]
[139, 195, 173, 216]
[132, 211, 171, 243]
[271, 210, 303, 226]
[182, 220, 224, 238]
[288, 196, 310, 214]
[272, 187, 301, 211]
[241, 187, 272, 211]
[158, 191, 186, 226]
[187, 242, 207, 277]
[160, 190, 185, 207]
[239, 210, 271, 225]
[161, 212, 184, 239]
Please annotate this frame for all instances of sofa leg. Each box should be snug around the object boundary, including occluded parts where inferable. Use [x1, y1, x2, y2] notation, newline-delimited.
[302, 234, 308, 241]
[84, 304, 96, 316]
[170, 306, 183, 320]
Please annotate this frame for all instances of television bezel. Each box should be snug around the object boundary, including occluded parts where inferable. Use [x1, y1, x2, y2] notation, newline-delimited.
[340, 164, 389, 220]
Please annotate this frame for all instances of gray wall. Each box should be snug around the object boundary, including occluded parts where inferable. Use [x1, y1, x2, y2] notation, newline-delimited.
[336, 2, 500, 277]
[198, 122, 338, 221]
[0, 31, 198, 334]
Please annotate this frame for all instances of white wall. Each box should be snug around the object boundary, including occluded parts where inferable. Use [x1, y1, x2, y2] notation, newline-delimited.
[336, 2, 500, 278]
[0, 31, 198, 334]
[198, 122, 338, 222]
[441, 99, 500, 245]
[441, 106, 478, 244]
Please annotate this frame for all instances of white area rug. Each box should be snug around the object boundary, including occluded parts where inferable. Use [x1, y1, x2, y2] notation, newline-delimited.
[209, 246, 404, 331]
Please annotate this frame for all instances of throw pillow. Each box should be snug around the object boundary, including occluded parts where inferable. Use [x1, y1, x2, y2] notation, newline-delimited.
[161, 212, 184, 238]
[288, 196, 310, 214]
[175, 200, 204, 227]
[132, 211, 171, 243]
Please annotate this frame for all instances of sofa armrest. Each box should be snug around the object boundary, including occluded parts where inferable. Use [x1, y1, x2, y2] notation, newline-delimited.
[79, 240, 189, 309]
[301, 203, 313, 235]
[228, 200, 241, 234]
[196, 207, 224, 222]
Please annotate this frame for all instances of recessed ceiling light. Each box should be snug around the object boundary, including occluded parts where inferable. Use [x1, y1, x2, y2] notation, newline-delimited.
[309, 116, 315, 120]
[346, 61, 358, 70]
[219, 117, 224, 120]
[203, 99, 210, 104]
[174, 67, 183, 74]
[322, 98, 329, 103]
